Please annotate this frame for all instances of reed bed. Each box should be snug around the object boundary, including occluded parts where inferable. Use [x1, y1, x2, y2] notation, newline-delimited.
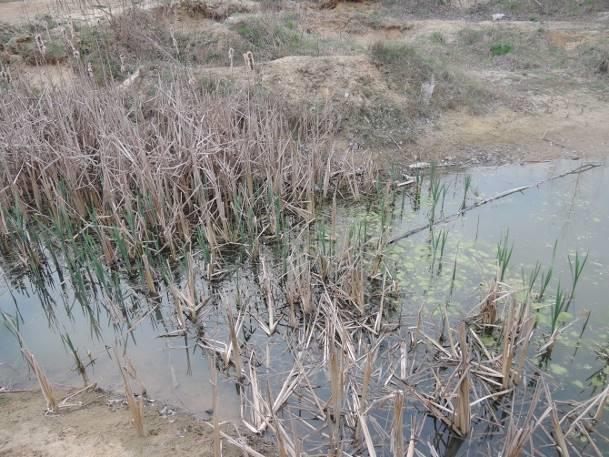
[0, 73, 605, 455]
[0, 70, 374, 273]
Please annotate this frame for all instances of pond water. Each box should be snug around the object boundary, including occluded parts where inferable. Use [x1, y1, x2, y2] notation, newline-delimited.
[389, 159, 609, 401]
[1, 158, 608, 455]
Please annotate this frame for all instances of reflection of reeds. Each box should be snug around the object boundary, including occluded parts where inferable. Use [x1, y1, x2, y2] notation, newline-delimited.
[61, 333, 88, 386]
[461, 175, 472, 211]
[329, 346, 343, 454]
[211, 356, 221, 457]
[225, 302, 243, 380]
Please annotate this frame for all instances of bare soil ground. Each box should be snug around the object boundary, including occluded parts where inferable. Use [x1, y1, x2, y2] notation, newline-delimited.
[0, 389, 271, 457]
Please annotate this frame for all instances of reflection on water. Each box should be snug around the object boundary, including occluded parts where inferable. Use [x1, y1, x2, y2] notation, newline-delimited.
[1, 158, 609, 453]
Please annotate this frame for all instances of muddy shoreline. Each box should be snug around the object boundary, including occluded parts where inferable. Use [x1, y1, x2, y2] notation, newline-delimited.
[0, 386, 272, 456]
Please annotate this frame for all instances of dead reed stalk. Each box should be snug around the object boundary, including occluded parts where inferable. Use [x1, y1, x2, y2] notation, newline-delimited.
[113, 347, 144, 436]
[452, 323, 471, 436]
[22, 349, 57, 413]
[391, 390, 404, 456]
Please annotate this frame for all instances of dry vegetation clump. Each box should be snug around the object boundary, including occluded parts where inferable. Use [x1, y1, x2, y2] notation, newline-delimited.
[175, 0, 252, 20]
[578, 42, 609, 78]
[230, 13, 317, 61]
[0, 71, 375, 268]
[369, 40, 492, 114]
[341, 40, 491, 147]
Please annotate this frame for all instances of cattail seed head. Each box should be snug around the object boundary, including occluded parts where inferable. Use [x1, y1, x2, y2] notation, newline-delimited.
[243, 50, 254, 72]
[35, 34, 47, 57]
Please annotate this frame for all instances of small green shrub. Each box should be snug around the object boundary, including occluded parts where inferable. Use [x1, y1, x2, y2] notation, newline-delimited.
[430, 32, 445, 45]
[490, 43, 513, 56]
[369, 41, 422, 68]
[231, 14, 315, 60]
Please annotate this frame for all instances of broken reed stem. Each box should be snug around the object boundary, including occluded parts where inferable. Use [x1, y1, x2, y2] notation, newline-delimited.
[392, 390, 404, 457]
[141, 254, 156, 295]
[355, 350, 374, 443]
[545, 384, 569, 457]
[593, 389, 608, 424]
[501, 302, 517, 390]
[453, 323, 471, 436]
[22, 348, 57, 413]
[259, 256, 278, 335]
[225, 302, 243, 380]
[113, 347, 144, 436]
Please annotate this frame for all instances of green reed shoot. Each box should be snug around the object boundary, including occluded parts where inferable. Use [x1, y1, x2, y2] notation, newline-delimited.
[538, 267, 553, 302]
[566, 251, 588, 310]
[523, 261, 541, 303]
[537, 239, 559, 301]
[496, 231, 513, 282]
[429, 168, 446, 225]
[113, 226, 132, 270]
[550, 282, 567, 335]
[448, 244, 459, 299]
